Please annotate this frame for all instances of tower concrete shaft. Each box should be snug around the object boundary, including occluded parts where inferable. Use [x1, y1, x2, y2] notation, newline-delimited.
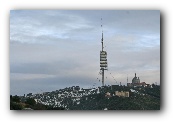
[102, 68, 104, 86]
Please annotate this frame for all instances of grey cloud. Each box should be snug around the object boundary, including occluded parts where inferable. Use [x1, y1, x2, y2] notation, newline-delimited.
[10, 10, 160, 95]
[10, 74, 98, 96]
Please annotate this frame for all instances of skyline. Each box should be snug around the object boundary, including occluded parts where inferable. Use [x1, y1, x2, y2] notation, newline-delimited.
[10, 10, 160, 95]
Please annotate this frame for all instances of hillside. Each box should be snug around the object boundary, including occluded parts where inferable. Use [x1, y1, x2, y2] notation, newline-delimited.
[10, 85, 160, 110]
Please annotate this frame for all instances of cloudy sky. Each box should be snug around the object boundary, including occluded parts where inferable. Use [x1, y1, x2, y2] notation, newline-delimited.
[10, 10, 160, 96]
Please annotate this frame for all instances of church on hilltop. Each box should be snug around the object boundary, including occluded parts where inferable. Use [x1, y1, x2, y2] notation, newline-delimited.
[127, 73, 148, 87]
[132, 73, 140, 84]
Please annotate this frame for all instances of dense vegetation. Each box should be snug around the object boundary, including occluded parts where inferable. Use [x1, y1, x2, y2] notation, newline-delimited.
[10, 95, 65, 110]
[10, 84, 160, 110]
[68, 85, 160, 110]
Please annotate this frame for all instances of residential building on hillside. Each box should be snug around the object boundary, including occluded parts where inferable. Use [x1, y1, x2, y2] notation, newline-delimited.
[115, 91, 129, 97]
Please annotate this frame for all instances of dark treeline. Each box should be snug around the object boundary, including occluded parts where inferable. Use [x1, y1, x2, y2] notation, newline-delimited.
[10, 95, 65, 110]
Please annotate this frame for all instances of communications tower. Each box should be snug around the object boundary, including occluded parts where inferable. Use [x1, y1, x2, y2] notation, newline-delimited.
[100, 18, 108, 86]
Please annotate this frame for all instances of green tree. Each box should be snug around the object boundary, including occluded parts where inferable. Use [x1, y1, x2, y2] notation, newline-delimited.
[10, 102, 23, 110]
[11, 95, 21, 103]
[25, 98, 36, 106]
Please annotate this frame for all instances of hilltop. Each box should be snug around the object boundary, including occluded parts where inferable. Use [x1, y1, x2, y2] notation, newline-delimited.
[10, 84, 160, 110]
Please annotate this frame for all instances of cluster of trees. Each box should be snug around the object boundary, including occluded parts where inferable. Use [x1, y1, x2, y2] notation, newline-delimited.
[10, 95, 23, 110]
[10, 85, 160, 110]
[67, 85, 160, 110]
[10, 95, 64, 110]
[68, 93, 160, 110]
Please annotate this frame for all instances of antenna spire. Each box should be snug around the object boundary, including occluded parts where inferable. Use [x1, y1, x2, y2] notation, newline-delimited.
[101, 18, 103, 32]
[101, 18, 103, 51]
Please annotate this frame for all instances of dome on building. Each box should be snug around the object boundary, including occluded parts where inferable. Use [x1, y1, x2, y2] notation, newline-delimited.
[132, 73, 140, 84]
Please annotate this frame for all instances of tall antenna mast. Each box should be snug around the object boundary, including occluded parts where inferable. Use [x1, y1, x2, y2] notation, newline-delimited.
[101, 18, 103, 51]
[100, 18, 108, 86]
